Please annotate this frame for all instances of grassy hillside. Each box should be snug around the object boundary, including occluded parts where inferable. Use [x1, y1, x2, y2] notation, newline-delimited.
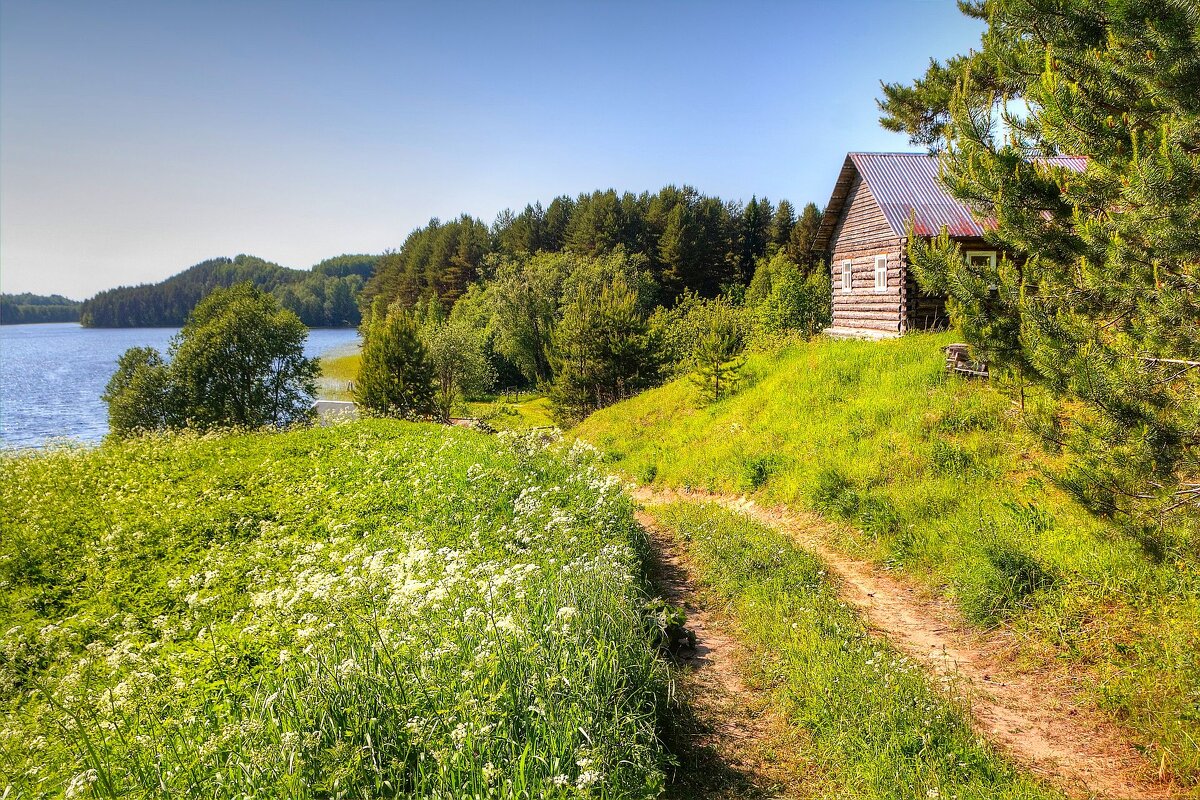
[0, 422, 666, 798]
[577, 333, 1200, 784]
[646, 501, 1063, 800]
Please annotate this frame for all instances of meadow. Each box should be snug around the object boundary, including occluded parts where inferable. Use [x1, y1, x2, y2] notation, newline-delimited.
[317, 348, 360, 400]
[577, 333, 1200, 785]
[0, 421, 668, 798]
[319, 349, 555, 430]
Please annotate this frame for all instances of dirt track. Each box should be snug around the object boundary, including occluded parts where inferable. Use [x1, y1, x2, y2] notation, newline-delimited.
[634, 485, 1178, 800]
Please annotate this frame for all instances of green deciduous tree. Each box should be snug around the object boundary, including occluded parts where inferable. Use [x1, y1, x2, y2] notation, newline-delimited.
[747, 252, 832, 338]
[879, 0, 1200, 533]
[102, 284, 319, 436]
[423, 319, 497, 420]
[102, 347, 173, 435]
[355, 308, 436, 418]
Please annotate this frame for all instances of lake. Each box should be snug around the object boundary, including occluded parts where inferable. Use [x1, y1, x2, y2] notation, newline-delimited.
[0, 323, 360, 448]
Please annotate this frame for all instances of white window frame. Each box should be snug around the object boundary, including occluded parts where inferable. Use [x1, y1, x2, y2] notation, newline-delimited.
[874, 255, 888, 293]
[966, 250, 998, 269]
[841, 259, 852, 293]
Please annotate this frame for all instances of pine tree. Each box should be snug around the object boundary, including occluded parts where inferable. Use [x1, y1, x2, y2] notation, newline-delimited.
[355, 308, 436, 418]
[787, 203, 824, 275]
[880, 0, 1200, 532]
[691, 298, 745, 402]
[768, 199, 796, 255]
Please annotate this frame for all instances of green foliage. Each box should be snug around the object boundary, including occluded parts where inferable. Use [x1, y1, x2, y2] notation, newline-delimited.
[0, 422, 669, 798]
[880, 0, 1200, 530]
[690, 298, 746, 402]
[80, 254, 378, 328]
[363, 185, 824, 317]
[577, 334, 1200, 781]
[102, 347, 172, 434]
[549, 273, 660, 424]
[422, 318, 496, 420]
[360, 216, 490, 312]
[646, 502, 1062, 799]
[486, 252, 571, 384]
[355, 308, 436, 418]
[0, 293, 81, 324]
[102, 284, 319, 436]
[746, 251, 832, 339]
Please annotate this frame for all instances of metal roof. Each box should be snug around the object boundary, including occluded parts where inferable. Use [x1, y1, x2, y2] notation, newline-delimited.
[813, 152, 1087, 252]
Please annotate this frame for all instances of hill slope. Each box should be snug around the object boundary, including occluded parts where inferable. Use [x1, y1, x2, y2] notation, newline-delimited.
[576, 333, 1200, 786]
[0, 421, 665, 797]
[0, 293, 81, 324]
[80, 253, 379, 328]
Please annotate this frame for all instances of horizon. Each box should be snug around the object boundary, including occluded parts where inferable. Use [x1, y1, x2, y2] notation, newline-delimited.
[0, 0, 983, 299]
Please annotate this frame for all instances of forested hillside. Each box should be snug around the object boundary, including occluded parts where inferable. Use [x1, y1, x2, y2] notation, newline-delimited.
[362, 187, 823, 312]
[80, 254, 379, 328]
[0, 293, 81, 324]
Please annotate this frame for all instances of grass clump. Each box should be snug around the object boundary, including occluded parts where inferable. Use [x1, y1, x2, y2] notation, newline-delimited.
[0, 421, 667, 798]
[577, 333, 1200, 784]
[646, 501, 1062, 799]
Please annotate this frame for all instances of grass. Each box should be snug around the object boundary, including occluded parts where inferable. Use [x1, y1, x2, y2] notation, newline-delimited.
[644, 501, 1063, 799]
[317, 350, 554, 430]
[0, 421, 668, 798]
[466, 392, 556, 431]
[577, 333, 1200, 785]
[316, 349, 360, 400]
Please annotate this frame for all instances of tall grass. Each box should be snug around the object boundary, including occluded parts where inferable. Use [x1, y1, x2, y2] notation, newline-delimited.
[646, 501, 1062, 799]
[317, 350, 360, 399]
[0, 422, 667, 798]
[577, 333, 1200, 784]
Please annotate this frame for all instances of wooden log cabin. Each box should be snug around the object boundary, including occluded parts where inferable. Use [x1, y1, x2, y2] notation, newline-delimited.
[813, 152, 1085, 338]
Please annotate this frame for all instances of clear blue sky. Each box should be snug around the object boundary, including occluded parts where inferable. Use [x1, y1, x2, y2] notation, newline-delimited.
[0, 1, 982, 298]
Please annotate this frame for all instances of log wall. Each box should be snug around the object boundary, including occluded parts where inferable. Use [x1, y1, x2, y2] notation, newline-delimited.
[828, 175, 906, 334]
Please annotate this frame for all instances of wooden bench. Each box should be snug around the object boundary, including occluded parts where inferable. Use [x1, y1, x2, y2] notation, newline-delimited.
[945, 343, 989, 378]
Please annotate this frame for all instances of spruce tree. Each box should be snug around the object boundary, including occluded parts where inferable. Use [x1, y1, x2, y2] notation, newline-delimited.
[355, 308, 436, 418]
[787, 203, 824, 275]
[691, 298, 745, 402]
[880, 0, 1200, 532]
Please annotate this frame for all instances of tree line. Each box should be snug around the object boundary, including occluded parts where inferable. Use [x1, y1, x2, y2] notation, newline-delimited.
[79, 254, 379, 328]
[361, 187, 823, 313]
[357, 246, 830, 425]
[0, 293, 81, 325]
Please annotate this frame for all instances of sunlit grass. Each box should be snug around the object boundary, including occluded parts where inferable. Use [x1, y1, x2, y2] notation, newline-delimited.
[577, 333, 1200, 784]
[317, 349, 360, 400]
[0, 422, 668, 798]
[645, 501, 1063, 799]
[467, 392, 556, 430]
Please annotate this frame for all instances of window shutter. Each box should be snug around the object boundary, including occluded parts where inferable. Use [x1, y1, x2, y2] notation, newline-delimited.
[874, 255, 887, 293]
[842, 260, 852, 293]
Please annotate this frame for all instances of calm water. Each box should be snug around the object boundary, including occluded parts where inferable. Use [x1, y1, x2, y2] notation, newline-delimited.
[0, 323, 360, 448]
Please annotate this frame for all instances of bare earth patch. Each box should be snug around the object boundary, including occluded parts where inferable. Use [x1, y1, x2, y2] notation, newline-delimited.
[637, 510, 825, 799]
[633, 486, 1180, 800]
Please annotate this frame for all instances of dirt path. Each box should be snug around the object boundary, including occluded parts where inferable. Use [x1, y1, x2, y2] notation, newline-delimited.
[634, 485, 1178, 800]
[636, 510, 824, 799]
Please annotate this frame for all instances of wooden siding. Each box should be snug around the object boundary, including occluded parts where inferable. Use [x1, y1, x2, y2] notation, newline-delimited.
[828, 175, 906, 334]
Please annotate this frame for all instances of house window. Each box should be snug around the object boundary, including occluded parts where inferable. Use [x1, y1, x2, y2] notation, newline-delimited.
[874, 255, 888, 293]
[966, 250, 997, 269]
[841, 260, 852, 293]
